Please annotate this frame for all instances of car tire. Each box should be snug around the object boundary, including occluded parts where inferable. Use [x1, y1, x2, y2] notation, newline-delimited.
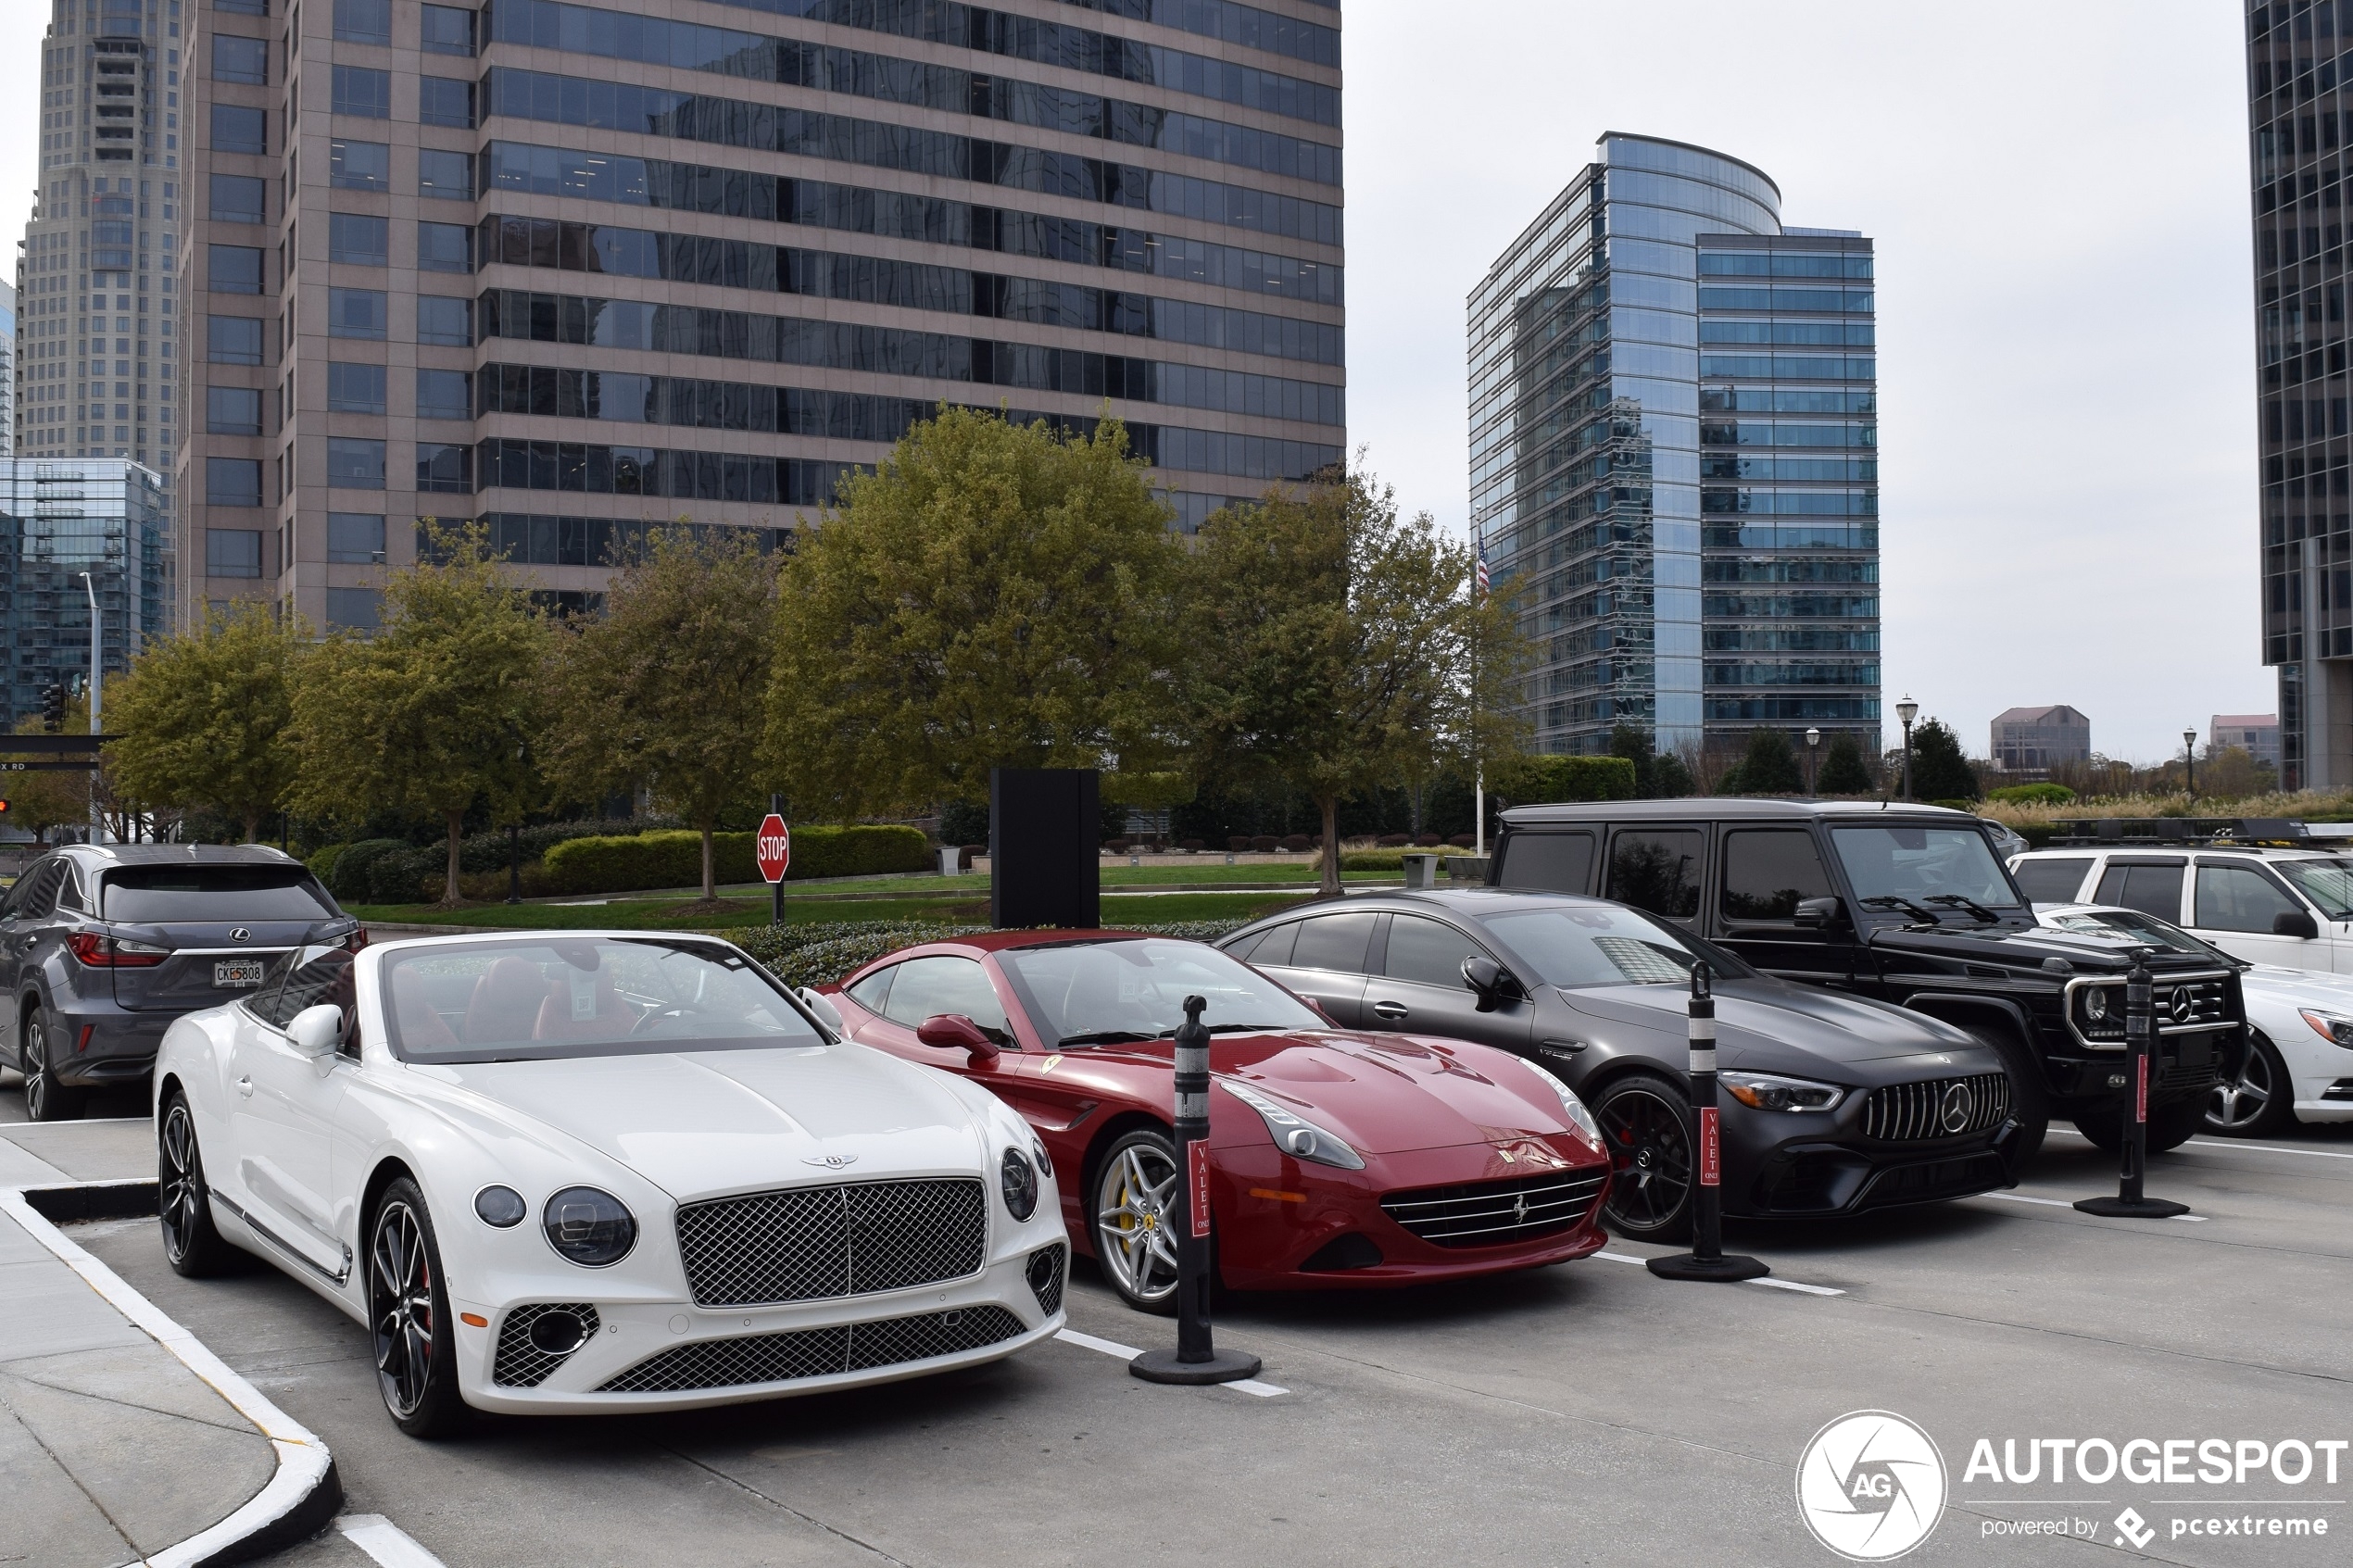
[1089, 1127, 1185, 1315]
[2205, 1029, 2295, 1138]
[1959, 1022, 2046, 1168]
[22, 1010, 84, 1123]
[158, 1092, 237, 1278]
[1590, 1072, 1694, 1244]
[368, 1178, 469, 1438]
[2072, 1098, 2203, 1156]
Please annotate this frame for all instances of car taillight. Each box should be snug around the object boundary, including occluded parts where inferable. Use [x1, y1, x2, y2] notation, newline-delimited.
[67, 931, 168, 967]
[345, 926, 369, 951]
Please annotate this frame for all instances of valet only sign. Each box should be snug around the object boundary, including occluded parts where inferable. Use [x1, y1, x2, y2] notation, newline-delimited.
[1794, 1411, 2348, 1561]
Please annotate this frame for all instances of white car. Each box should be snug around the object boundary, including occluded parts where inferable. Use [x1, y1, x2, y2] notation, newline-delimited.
[152, 932, 1068, 1436]
[2038, 905, 2353, 1137]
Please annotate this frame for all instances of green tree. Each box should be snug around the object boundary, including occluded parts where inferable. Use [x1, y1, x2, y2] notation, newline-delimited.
[102, 603, 308, 841]
[8, 697, 94, 845]
[1906, 717, 1981, 801]
[1719, 727, 1804, 795]
[765, 408, 1183, 818]
[287, 524, 549, 904]
[542, 528, 777, 901]
[1180, 470, 1530, 897]
[1608, 722, 1694, 799]
[1818, 734, 1875, 794]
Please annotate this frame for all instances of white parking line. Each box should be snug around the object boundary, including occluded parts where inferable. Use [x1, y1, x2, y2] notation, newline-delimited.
[1983, 1190, 2206, 1221]
[1594, 1249, 1843, 1295]
[2049, 1126, 2353, 1161]
[337, 1513, 450, 1568]
[1052, 1327, 1289, 1397]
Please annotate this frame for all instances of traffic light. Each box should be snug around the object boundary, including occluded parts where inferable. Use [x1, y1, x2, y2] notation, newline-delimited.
[40, 684, 65, 733]
[0, 800, 11, 814]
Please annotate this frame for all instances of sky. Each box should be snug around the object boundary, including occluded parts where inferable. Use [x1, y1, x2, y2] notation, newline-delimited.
[0, 2, 2261, 764]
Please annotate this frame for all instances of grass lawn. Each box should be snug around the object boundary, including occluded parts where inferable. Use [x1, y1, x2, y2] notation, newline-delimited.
[345, 888, 1315, 932]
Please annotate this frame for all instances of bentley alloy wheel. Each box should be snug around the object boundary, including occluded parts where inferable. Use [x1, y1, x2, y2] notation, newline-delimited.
[1092, 1130, 1183, 1312]
[158, 1095, 233, 1276]
[369, 1178, 467, 1436]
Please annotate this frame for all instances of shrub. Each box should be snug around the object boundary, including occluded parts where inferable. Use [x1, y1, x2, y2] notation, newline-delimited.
[1279, 834, 1310, 852]
[936, 799, 989, 847]
[1448, 834, 1476, 848]
[1507, 754, 1638, 804]
[308, 844, 351, 886]
[541, 824, 930, 895]
[1990, 783, 2076, 806]
[1106, 838, 1132, 853]
[1414, 834, 1441, 847]
[329, 839, 415, 902]
[1180, 838, 1205, 851]
[1252, 835, 1278, 852]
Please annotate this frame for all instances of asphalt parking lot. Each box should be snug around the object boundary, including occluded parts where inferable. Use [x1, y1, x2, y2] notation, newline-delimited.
[8, 1075, 2352, 1568]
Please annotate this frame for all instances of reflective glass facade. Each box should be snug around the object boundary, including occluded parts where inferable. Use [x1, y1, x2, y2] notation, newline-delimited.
[180, 0, 1343, 627]
[0, 458, 171, 728]
[1468, 133, 1879, 762]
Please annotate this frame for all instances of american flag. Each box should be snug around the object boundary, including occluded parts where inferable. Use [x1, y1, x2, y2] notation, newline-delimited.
[1474, 531, 1491, 597]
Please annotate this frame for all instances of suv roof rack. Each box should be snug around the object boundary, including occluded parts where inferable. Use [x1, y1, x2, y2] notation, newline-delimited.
[2044, 816, 2353, 847]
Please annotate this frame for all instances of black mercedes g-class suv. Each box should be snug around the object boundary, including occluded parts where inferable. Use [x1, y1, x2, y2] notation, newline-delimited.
[1488, 799, 2246, 1159]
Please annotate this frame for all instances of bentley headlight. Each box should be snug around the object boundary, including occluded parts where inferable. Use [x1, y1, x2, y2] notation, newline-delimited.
[1522, 1060, 1604, 1148]
[1222, 1079, 1365, 1170]
[1000, 1147, 1039, 1222]
[2300, 1008, 2353, 1048]
[1720, 1071, 1847, 1113]
[542, 1186, 636, 1267]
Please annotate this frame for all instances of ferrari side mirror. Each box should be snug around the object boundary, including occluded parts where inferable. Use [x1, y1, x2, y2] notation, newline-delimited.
[917, 1013, 1001, 1065]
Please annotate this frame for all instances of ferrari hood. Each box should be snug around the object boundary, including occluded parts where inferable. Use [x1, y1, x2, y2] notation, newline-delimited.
[431, 1044, 992, 1201]
[1558, 980, 1982, 1070]
[1214, 1034, 1585, 1158]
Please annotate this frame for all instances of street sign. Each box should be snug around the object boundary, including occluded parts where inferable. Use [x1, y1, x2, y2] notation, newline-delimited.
[756, 813, 791, 884]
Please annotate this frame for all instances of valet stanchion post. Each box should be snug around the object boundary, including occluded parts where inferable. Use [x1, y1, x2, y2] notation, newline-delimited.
[1131, 994, 1263, 1385]
[2075, 950, 2190, 1219]
[1648, 962, 1769, 1282]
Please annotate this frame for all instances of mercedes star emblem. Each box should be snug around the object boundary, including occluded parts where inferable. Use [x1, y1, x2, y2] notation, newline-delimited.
[2170, 990, 2196, 1023]
[1940, 1082, 1973, 1134]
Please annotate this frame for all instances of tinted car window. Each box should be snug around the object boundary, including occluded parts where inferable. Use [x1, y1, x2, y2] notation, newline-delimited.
[1719, 830, 1835, 921]
[845, 965, 895, 1015]
[877, 955, 1009, 1035]
[1831, 825, 2020, 908]
[102, 866, 336, 922]
[8, 862, 64, 919]
[1383, 914, 1481, 989]
[254, 947, 358, 1031]
[2093, 862, 2184, 922]
[1236, 922, 1297, 967]
[1289, 911, 1378, 973]
[1483, 906, 1705, 987]
[998, 939, 1322, 1043]
[2195, 864, 2302, 934]
[1608, 830, 1703, 919]
[1496, 831, 1595, 893]
[2011, 857, 2093, 905]
[2275, 858, 2353, 919]
[54, 864, 89, 914]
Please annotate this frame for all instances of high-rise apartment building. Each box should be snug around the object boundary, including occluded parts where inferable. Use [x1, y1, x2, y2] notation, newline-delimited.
[11, 2, 182, 478]
[2248, 2, 2353, 786]
[182, 0, 1346, 629]
[0, 458, 171, 725]
[1468, 132, 1878, 765]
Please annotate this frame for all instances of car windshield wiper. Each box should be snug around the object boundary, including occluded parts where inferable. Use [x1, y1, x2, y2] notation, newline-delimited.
[1057, 1030, 1160, 1047]
[1154, 1022, 1295, 1036]
[1859, 894, 1944, 924]
[1923, 894, 2001, 922]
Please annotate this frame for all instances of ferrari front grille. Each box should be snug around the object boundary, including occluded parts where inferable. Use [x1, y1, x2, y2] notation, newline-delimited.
[1860, 1073, 2012, 1142]
[492, 1303, 601, 1387]
[674, 1178, 988, 1308]
[1380, 1170, 1605, 1248]
[596, 1305, 1025, 1393]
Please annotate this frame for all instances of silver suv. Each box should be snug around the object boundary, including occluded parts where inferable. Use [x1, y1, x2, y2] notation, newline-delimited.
[2009, 828, 2353, 974]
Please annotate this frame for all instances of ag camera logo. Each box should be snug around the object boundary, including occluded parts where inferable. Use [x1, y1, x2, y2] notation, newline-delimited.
[1797, 1411, 1948, 1561]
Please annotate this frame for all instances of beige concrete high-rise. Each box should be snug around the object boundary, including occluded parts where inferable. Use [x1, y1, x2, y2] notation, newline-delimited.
[180, 0, 1346, 630]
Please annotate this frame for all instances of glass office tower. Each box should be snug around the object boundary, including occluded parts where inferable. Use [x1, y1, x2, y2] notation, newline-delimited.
[181, 0, 1346, 630]
[1467, 132, 1879, 766]
[0, 458, 170, 727]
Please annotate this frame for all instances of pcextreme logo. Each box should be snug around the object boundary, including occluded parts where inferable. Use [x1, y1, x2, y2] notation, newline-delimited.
[1796, 1411, 1950, 1562]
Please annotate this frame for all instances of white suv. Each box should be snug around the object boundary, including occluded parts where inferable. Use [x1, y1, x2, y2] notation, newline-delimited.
[2009, 836, 2353, 973]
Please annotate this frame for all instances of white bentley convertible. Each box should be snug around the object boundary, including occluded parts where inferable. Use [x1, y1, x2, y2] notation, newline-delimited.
[151, 932, 1068, 1436]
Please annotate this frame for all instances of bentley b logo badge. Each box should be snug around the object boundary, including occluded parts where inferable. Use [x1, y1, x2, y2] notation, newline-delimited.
[802, 1153, 859, 1169]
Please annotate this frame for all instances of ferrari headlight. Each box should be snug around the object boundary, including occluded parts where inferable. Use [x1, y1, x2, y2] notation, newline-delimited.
[1000, 1147, 1039, 1222]
[1720, 1071, 1847, 1113]
[541, 1186, 636, 1267]
[1522, 1060, 1604, 1148]
[1222, 1079, 1365, 1170]
[2300, 1008, 2353, 1048]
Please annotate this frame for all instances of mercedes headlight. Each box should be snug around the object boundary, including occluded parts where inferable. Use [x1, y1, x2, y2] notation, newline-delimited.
[1522, 1060, 1604, 1148]
[2300, 1008, 2353, 1048]
[1720, 1071, 1847, 1113]
[1222, 1079, 1365, 1170]
[541, 1186, 636, 1267]
[1000, 1147, 1039, 1221]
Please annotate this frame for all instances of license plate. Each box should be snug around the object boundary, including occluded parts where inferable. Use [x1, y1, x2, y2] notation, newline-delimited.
[213, 960, 265, 988]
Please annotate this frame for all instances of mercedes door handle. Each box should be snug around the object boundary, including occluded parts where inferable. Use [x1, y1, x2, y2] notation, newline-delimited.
[1370, 1000, 1408, 1021]
[235, 1075, 254, 1098]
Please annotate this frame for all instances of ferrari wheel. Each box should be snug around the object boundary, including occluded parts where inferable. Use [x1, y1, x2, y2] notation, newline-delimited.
[23, 1012, 85, 1123]
[1592, 1073, 1694, 1243]
[369, 1178, 467, 1437]
[158, 1094, 235, 1277]
[1091, 1128, 1183, 1314]
[2206, 1031, 2294, 1137]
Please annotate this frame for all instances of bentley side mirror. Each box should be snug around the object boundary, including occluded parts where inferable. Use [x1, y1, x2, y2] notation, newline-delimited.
[1793, 896, 1845, 930]
[795, 986, 845, 1035]
[1461, 955, 1523, 1013]
[285, 1003, 345, 1058]
[916, 1013, 1001, 1065]
[2273, 909, 2321, 941]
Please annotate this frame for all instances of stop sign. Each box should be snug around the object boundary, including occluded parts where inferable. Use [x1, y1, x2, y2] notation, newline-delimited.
[755, 813, 791, 884]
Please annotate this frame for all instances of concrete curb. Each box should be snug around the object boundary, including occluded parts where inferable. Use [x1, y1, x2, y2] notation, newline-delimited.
[0, 1180, 344, 1568]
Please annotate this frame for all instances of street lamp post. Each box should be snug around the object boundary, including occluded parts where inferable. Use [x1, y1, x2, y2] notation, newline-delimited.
[79, 571, 102, 845]
[2183, 728, 2198, 800]
[1895, 697, 1919, 802]
[1805, 727, 1820, 799]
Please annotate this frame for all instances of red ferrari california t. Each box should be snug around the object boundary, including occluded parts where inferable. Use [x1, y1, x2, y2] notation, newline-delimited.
[814, 932, 1611, 1311]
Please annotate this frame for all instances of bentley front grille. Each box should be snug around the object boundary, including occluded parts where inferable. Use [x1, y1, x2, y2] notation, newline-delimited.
[1861, 1073, 2012, 1142]
[596, 1305, 1026, 1394]
[493, 1303, 602, 1387]
[1380, 1170, 1606, 1248]
[674, 1178, 988, 1308]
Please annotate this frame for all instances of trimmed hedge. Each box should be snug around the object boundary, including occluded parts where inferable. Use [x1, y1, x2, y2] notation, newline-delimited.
[1510, 754, 1638, 804]
[542, 824, 930, 895]
[1989, 783, 2076, 806]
